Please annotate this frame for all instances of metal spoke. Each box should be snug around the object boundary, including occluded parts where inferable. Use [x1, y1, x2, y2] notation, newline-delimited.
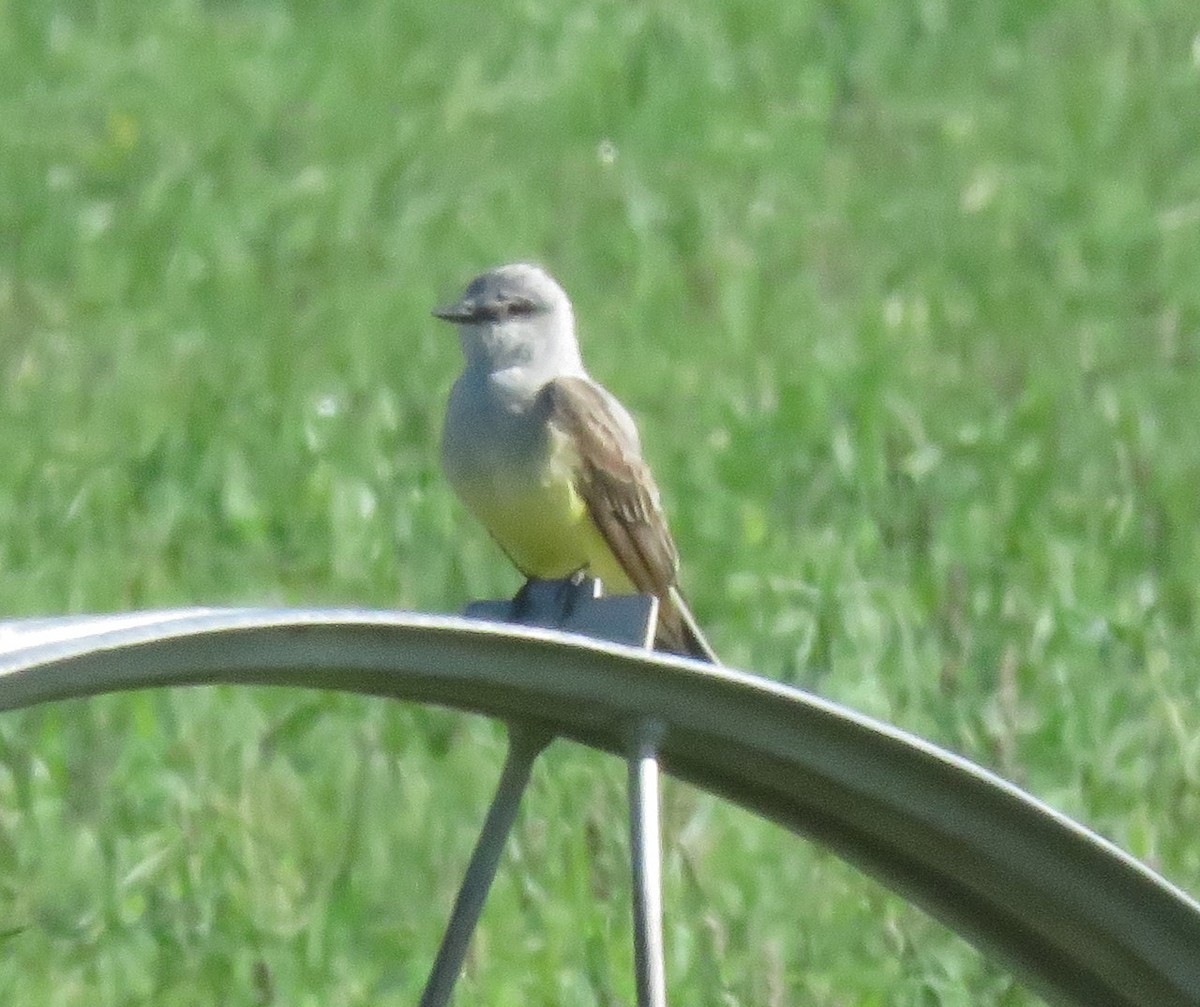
[419, 723, 552, 1007]
[629, 720, 668, 1007]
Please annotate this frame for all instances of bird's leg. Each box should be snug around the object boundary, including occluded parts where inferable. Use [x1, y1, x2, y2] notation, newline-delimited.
[510, 571, 601, 627]
[558, 566, 600, 620]
[511, 578, 540, 621]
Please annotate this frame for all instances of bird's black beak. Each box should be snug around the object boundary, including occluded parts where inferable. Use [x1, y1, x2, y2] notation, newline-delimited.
[432, 298, 477, 323]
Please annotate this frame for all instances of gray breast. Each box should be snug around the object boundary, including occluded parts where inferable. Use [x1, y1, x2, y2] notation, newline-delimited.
[442, 371, 550, 493]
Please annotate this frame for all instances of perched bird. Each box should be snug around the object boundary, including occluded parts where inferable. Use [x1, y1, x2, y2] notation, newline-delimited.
[435, 263, 717, 662]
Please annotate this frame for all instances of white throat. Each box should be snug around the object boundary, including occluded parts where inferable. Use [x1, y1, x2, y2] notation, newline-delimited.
[458, 313, 586, 389]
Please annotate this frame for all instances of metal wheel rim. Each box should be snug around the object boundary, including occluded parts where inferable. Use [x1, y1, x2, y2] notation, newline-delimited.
[1, 607, 1198, 1007]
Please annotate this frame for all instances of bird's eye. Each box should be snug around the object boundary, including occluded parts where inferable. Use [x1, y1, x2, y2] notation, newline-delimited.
[505, 297, 537, 316]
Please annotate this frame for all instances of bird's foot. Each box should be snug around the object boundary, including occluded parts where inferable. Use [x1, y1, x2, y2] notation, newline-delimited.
[511, 571, 602, 626]
[511, 578, 539, 621]
[558, 567, 601, 620]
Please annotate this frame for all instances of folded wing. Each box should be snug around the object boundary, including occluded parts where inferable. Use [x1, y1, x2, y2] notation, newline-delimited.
[538, 375, 718, 663]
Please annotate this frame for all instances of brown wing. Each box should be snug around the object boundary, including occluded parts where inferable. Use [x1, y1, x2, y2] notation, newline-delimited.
[538, 376, 718, 662]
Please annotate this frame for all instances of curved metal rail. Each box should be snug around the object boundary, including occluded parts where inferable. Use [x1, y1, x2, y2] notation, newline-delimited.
[0, 607, 1198, 1007]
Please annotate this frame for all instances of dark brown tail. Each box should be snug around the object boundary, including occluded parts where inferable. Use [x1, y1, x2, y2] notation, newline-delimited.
[655, 586, 719, 663]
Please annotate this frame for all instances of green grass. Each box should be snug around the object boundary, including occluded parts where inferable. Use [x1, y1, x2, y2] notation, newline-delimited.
[2, 0, 1199, 1002]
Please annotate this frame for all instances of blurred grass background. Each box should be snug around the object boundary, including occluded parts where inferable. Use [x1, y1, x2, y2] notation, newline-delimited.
[2, 0, 1199, 1003]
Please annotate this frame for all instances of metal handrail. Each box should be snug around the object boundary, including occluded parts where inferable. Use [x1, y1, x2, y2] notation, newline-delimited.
[1, 607, 1198, 1006]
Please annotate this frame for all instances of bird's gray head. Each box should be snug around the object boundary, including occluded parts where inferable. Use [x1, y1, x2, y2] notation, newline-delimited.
[433, 263, 582, 377]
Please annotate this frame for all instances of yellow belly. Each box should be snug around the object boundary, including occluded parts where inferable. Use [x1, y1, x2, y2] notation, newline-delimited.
[465, 473, 634, 592]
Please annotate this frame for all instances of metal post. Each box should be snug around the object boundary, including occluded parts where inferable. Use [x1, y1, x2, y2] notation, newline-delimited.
[628, 720, 668, 1007]
[419, 724, 552, 1007]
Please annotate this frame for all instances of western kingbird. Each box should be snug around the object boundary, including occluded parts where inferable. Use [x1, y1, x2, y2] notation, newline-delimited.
[435, 263, 718, 662]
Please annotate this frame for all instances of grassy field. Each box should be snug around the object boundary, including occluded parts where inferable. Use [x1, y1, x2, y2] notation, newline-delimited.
[2, 0, 1199, 1003]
